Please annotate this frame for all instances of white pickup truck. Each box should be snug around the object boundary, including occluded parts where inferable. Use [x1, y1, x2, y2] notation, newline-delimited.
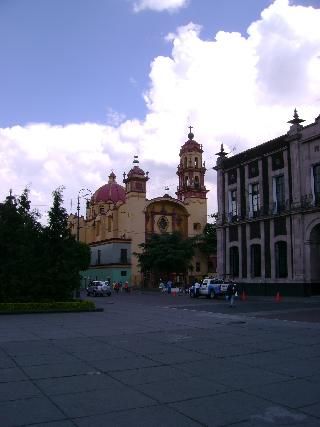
[189, 278, 229, 299]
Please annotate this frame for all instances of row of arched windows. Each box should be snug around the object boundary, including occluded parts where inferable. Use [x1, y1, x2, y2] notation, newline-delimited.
[229, 241, 288, 278]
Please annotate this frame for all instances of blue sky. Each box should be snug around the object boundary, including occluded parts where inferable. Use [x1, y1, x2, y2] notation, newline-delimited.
[1, 0, 320, 219]
[1, 0, 276, 126]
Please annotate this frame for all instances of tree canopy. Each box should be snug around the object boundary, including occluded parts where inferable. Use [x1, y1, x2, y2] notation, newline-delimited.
[0, 188, 90, 302]
[195, 222, 217, 256]
[135, 232, 195, 281]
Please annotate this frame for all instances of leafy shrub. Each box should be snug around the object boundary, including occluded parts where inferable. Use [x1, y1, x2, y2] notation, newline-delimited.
[0, 300, 96, 313]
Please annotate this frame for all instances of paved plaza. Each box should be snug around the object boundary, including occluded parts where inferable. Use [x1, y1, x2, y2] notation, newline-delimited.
[1, 292, 320, 426]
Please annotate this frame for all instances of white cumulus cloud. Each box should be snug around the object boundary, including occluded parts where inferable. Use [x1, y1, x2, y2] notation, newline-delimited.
[1, 0, 320, 220]
[133, 0, 189, 13]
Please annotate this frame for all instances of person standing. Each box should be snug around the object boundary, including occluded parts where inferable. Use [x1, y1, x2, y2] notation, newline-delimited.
[167, 279, 172, 294]
[194, 280, 201, 297]
[226, 281, 237, 307]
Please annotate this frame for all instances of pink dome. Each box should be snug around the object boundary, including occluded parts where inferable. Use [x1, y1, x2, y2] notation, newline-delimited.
[93, 172, 125, 203]
[93, 183, 125, 203]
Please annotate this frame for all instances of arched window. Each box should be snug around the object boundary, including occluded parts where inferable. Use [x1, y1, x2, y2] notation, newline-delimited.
[230, 246, 239, 278]
[184, 157, 187, 168]
[194, 176, 200, 189]
[194, 157, 198, 168]
[275, 241, 287, 278]
[250, 244, 261, 277]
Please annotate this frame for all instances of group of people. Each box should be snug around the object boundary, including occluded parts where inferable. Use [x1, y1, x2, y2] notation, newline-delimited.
[159, 279, 173, 294]
[113, 281, 130, 293]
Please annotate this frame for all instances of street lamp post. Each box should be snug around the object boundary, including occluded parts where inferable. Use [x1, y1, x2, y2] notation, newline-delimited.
[76, 188, 92, 241]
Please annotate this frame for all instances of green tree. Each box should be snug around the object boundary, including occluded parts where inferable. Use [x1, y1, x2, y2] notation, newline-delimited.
[42, 187, 90, 300]
[196, 222, 217, 256]
[0, 187, 90, 302]
[0, 189, 42, 301]
[135, 232, 195, 285]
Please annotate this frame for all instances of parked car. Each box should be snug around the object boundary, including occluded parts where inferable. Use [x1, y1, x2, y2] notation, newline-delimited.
[86, 281, 112, 297]
[189, 278, 229, 299]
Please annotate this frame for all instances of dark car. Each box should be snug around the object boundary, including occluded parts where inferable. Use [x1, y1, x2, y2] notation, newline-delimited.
[86, 281, 111, 297]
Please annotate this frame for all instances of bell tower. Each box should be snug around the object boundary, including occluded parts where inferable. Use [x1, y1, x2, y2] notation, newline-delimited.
[176, 127, 208, 201]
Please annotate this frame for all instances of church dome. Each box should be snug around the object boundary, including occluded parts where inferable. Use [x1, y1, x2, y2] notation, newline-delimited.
[93, 172, 126, 204]
[179, 128, 203, 155]
[127, 165, 146, 177]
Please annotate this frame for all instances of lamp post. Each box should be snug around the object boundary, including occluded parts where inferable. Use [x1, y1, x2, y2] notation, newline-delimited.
[77, 188, 92, 241]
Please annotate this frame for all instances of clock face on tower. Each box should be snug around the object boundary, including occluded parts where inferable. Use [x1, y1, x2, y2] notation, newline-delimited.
[158, 216, 169, 232]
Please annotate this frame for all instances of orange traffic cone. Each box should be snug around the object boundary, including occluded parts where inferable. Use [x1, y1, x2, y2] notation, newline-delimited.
[241, 290, 247, 301]
[275, 291, 281, 302]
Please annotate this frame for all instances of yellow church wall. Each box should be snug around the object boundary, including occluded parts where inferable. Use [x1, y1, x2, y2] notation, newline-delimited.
[184, 198, 207, 238]
[123, 192, 148, 286]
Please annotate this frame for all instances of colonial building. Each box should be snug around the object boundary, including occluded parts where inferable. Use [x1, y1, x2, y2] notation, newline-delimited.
[69, 129, 210, 287]
[215, 110, 320, 296]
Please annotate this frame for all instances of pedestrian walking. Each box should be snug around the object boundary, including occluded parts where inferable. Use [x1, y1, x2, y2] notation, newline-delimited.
[167, 279, 172, 294]
[194, 280, 201, 297]
[226, 281, 238, 307]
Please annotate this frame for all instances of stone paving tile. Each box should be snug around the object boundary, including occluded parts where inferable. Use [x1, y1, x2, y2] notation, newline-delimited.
[178, 359, 289, 387]
[135, 376, 229, 403]
[230, 349, 307, 368]
[73, 404, 201, 427]
[51, 387, 156, 418]
[246, 378, 320, 408]
[12, 352, 81, 367]
[0, 380, 41, 402]
[50, 338, 113, 353]
[170, 391, 299, 426]
[232, 406, 319, 427]
[0, 366, 28, 383]
[147, 349, 211, 365]
[110, 365, 190, 386]
[109, 340, 175, 356]
[90, 355, 161, 372]
[174, 340, 263, 357]
[260, 358, 320, 379]
[0, 340, 57, 356]
[0, 396, 66, 426]
[28, 421, 75, 427]
[35, 372, 123, 395]
[0, 354, 15, 369]
[22, 360, 92, 380]
[72, 346, 136, 362]
[300, 402, 320, 419]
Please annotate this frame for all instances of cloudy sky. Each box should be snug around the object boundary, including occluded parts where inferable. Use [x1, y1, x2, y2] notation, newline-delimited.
[1, 0, 320, 221]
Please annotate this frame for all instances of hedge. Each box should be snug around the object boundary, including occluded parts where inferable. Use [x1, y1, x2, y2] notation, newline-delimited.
[0, 300, 98, 313]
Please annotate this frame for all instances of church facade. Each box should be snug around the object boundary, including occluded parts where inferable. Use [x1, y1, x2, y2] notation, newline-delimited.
[69, 130, 210, 288]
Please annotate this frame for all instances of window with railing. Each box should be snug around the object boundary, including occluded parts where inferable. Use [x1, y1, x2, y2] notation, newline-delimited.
[249, 183, 260, 218]
[228, 189, 238, 221]
[273, 175, 285, 213]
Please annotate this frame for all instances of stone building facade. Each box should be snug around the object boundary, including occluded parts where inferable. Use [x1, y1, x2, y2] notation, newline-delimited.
[215, 111, 320, 296]
[69, 130, 210, 287]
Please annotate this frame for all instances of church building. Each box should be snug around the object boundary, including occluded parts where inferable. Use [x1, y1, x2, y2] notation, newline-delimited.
[69, 129, 210, 288]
